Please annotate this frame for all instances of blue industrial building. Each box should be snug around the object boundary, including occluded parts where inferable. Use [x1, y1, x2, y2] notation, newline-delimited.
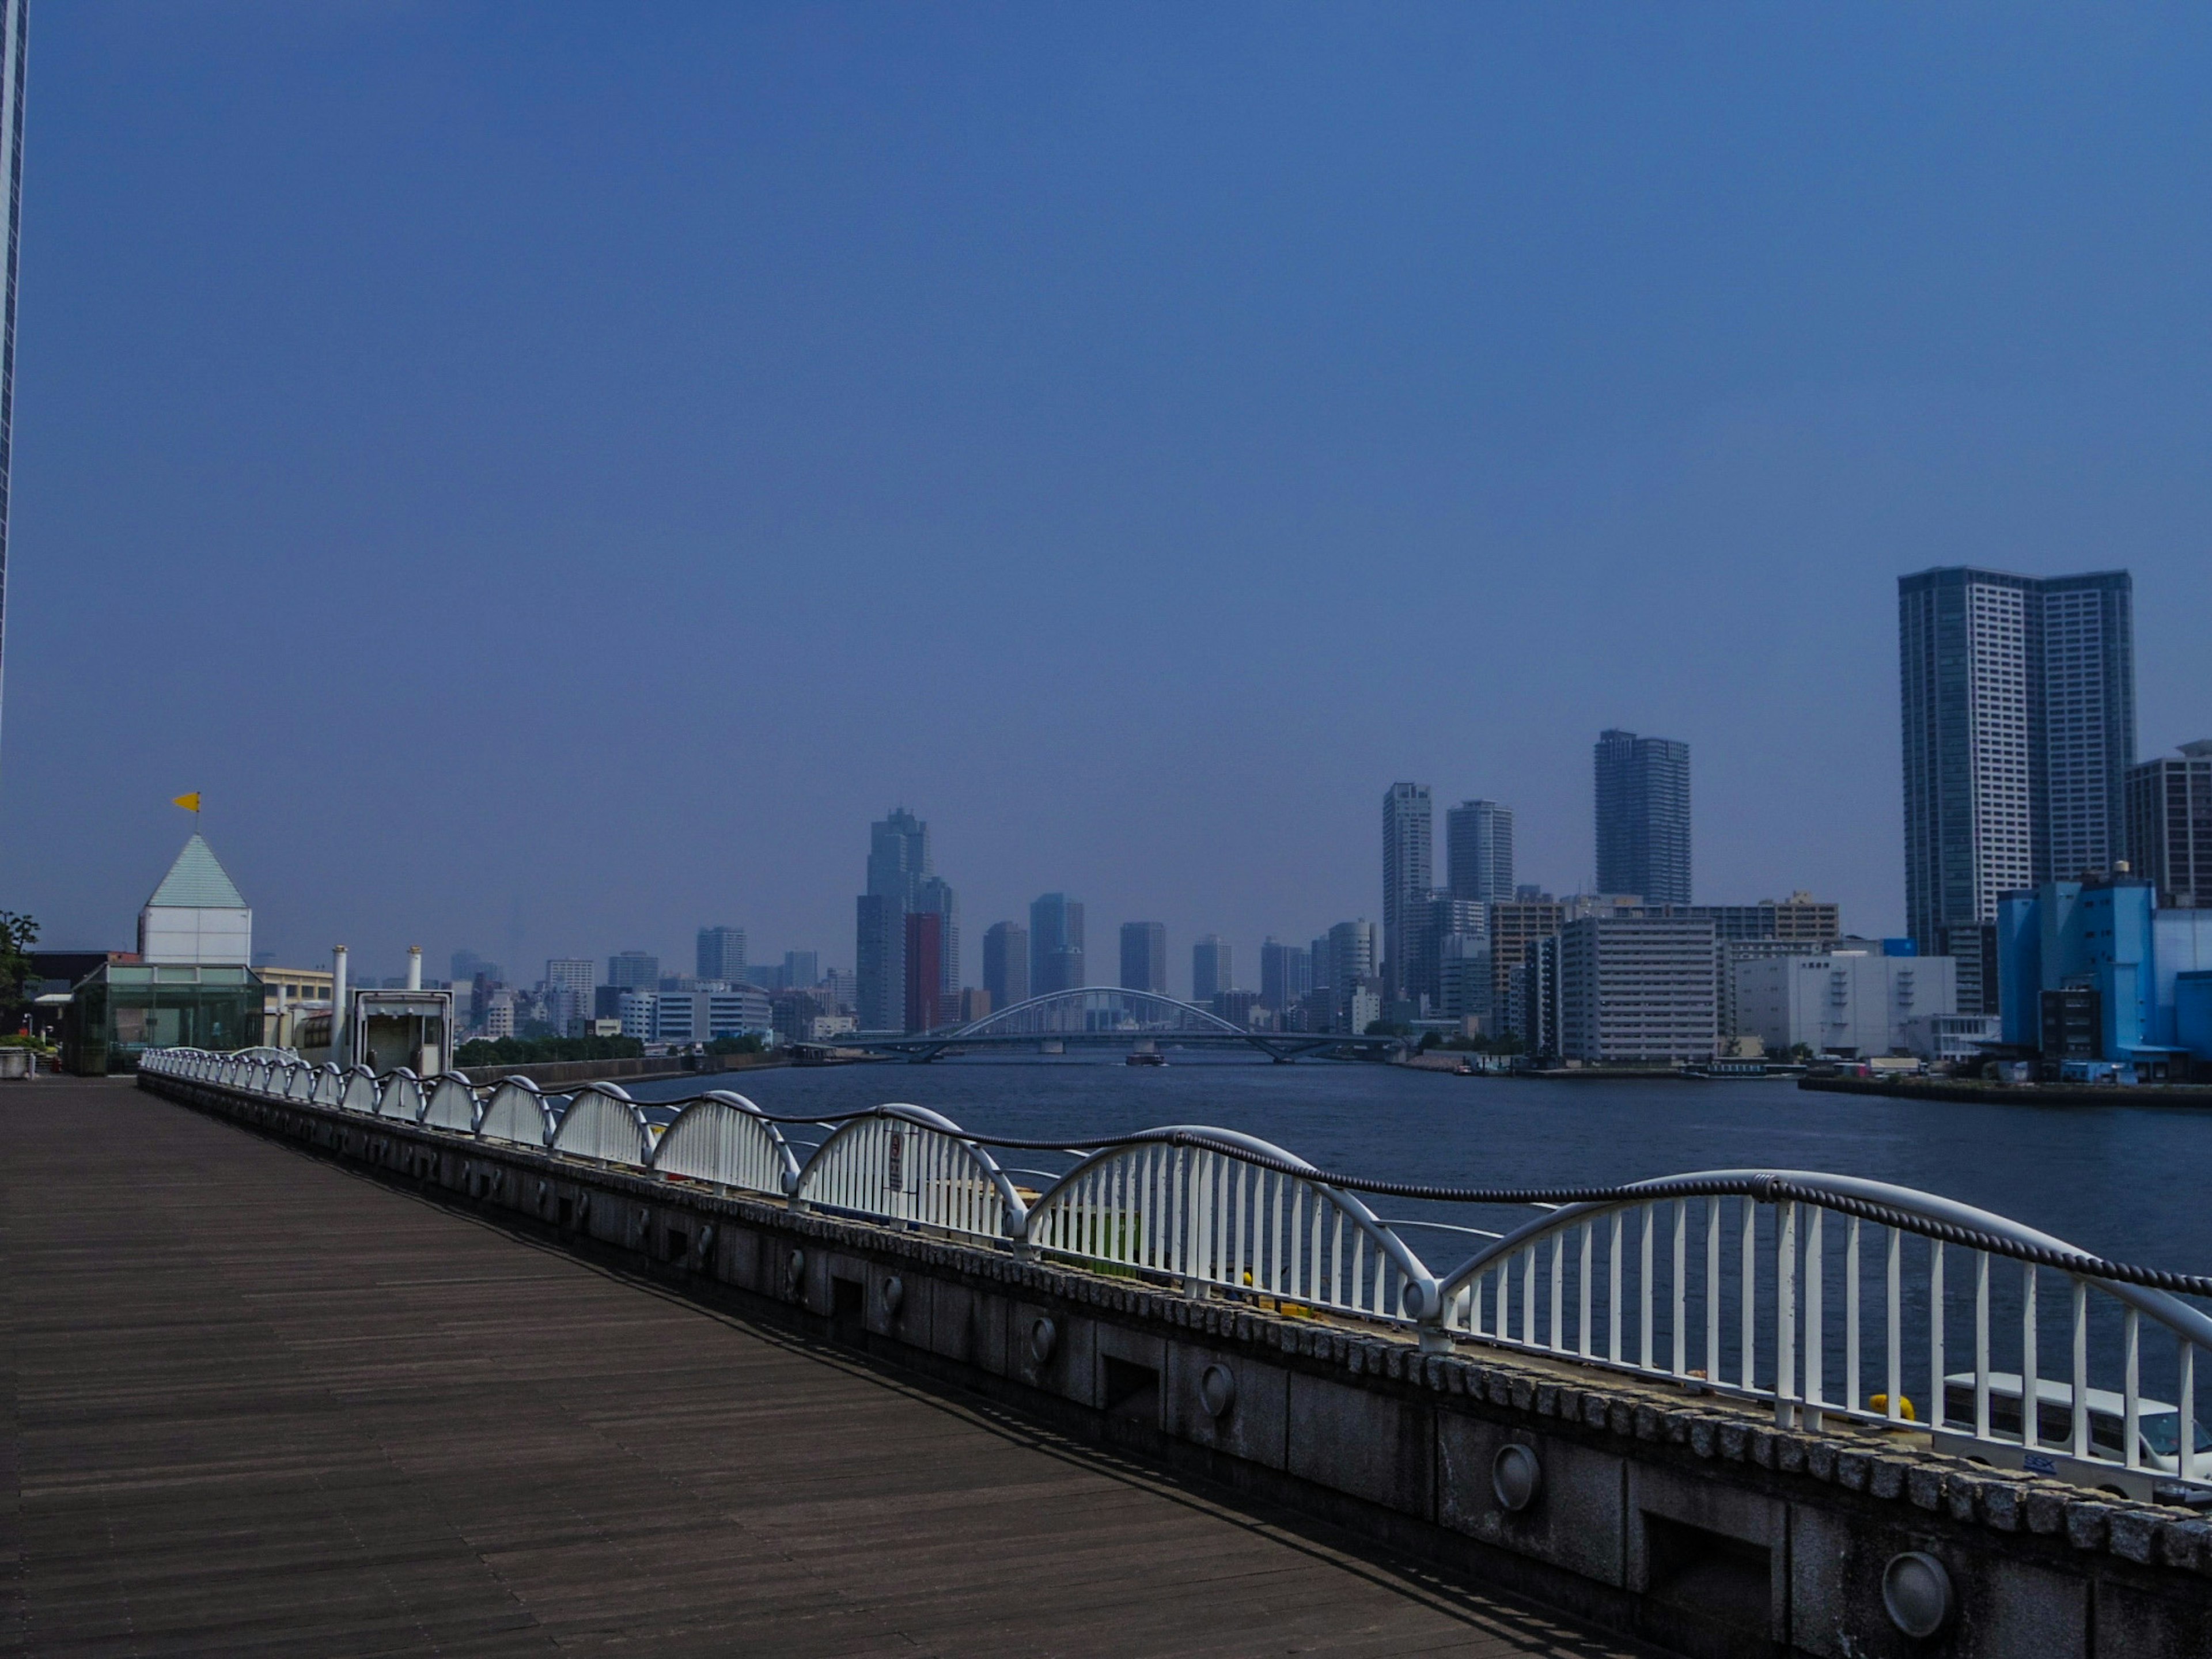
[1998, 876, 2212, 1077]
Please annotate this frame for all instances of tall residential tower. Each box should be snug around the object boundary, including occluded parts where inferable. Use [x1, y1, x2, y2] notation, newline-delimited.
[1381, 783, 1433, 1002]
[1594, 731, 1691, 904]
[1898, 569, 2135, 1009]
[1446, 800, 1514, 905]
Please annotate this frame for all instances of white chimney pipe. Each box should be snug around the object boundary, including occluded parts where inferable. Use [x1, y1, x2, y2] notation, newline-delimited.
[331, 945, 350, 1064]
[406, 946, 422, 991]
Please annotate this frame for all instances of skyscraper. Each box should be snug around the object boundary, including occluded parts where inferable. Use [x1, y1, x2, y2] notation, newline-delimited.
[1899, 569, 2136, 995]
[1260, 938, 1312, 1013]
[695, 925, 746, 982]
[915, 874, 959, 997]
[2127, 741, 2212, 910]
[0, 2, 26, 751]
[1191, 934, 1231, 1003]
[1406, 896, 1485, 1012]
[1381, 783, 1433, 1001]
[607, 951, 659, 990]
[1120, 922, 1166, 994]
[903, 911, 945, 1033]
[857, 808, 936, 1032]
[983, 921, 1029, 1011]
[1029, 894, 1085, 994]
[783, 950, 819, 988]
[854, 894, 904, 1032]
[1446, 800, 1514, 904]
[544, 959, 595, 1033]
[1594, 730, 1691, 904]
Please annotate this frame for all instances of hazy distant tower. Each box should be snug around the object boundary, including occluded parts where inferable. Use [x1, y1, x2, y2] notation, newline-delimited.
[1446, 800, 1514, 904]
[1029, 893, 1085, 995]
[1191, 934, 1232, 1003]
[1119, 922, 1166, 994]
[1594, 730, 1691, 904]
[1381, 783, 1433, 1002]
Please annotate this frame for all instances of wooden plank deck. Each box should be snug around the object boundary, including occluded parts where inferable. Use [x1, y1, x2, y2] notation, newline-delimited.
[0, 1080, 1645, 1658]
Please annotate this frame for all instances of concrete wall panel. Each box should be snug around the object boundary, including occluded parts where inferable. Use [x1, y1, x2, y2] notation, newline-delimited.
[1437, 1412, 1626, 1588]
[1286, 1373, 1431, 1516]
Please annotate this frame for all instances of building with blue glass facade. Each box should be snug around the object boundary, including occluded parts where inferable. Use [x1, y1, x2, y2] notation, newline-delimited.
[1997, 876, 2212, 1077]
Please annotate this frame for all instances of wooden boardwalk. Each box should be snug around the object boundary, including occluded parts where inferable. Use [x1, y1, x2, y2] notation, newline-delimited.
[0, 1080, 1645, 1658]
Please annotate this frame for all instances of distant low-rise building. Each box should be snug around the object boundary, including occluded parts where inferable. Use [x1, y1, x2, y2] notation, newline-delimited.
[1900, 1013, 2002, 1065]
[1734, 944, 1955, 1058]
[1998, 874, 2212, 1076]
[619, 985, 773, 1045]
[1558, 915, 1717, 1065]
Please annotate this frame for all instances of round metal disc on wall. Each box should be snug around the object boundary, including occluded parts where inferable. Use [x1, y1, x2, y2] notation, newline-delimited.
[882, 1275, 904, 1315]
[1491, 1442, 1541, 1512]
[1199, 1363, 1236, 1419]
[1881, 1551, 1953, 1639]
[1029, 1317, 1057, 1364]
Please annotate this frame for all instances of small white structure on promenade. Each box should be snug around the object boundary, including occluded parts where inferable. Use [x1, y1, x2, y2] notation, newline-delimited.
[138, 834, 252, 966]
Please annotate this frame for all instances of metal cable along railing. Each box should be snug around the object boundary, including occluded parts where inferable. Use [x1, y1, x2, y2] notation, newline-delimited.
[144, 1047, 2212, 1494]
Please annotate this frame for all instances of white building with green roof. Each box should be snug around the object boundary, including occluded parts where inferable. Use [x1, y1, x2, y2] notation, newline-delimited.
[138, 833, 252, 967]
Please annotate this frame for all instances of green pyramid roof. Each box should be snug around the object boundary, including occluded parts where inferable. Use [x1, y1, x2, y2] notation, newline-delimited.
[146, 834, 248, 910]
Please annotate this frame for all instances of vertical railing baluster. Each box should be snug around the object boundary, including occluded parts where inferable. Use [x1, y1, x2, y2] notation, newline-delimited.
[1672, 1201, 1687, 1377]
[2021, 1264, 2040, 1453]
[1885, 1226, 1902, 1424]
[1704, 1198, 1719, 1383]
[2181, 1343, 2199, 1485]
[1579, 1222, 1593, 1358]
[1608, 1212, 1623, 1362]
[1776, 1200, 1798, 1425]
[2070, 1278, 2089, 1460]
[2123, 1307, 2142, 1471]
[1929, 1241, 1945, 1431]
[1740, 1198, 1757, 1391]
[1974, 1251, 1991, 1441]
[1805, 1207, 1825, 1424]
[1522, 1245, 1536, 1346]
[1552, 1232, 1566, 1353]
[1639, 1204, 1654, 1372]
[1845, 1214, 1861, 1416]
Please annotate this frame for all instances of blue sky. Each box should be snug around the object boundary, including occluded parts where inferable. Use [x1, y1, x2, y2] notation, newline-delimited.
[7, 3, 2210, 988]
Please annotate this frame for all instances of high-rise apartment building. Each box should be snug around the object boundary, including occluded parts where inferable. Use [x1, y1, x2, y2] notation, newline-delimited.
[1594, 730, 1692, 904]
[544, 959, 594, 1034]
[1405, 895, 1485, 1012]
[1446, 800, 1515, 905]
[983, 922, 1029, 1011]
[857, 808, 938, 1033]
[2126, 741, 2212, 910]
[1029, 894, 1085, 995]
[1119, 922, 1166, 995]
[695, 925, 746, 982]
[1899, 569, 2135, 1009]
[854, 894, 904, 1032]
[1381, 783, 1434, 1001]
[1192, 934, 1232, 1003]
[915, 874, 960, 997]
[1260, 938, 1312, 1013]
[1486, 900, 1566, 1036]
[607, 951, 659, 990]
[903, 911, 945, 1033]
[783, 950, 819, 988]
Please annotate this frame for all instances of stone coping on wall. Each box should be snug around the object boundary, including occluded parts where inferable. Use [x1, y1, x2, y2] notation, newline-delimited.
[142, 1070, 2212, 1589]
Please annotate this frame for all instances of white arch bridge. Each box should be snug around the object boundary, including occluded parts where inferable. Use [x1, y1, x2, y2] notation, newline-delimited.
[850, 987, 1406, 1063]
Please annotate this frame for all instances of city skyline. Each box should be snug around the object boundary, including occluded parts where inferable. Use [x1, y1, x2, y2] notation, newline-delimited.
[10, 10, 2212, 982]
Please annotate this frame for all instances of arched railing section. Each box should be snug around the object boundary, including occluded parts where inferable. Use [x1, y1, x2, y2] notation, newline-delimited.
[1025, 1128, 1437, 1324]
[1433, 1171, 2212, 1485]
[795, 1105, 1024, 1243]
[652, 1092, 798, 1197]
[136, 1048, 2212, 1491]
[339, 1066, 382, 1115]
[422, 1074, 480, 1132]
[548, 1085, 653, 1168]
[376, 1069, 425, 1123]
[477, 1078, 555, 1147]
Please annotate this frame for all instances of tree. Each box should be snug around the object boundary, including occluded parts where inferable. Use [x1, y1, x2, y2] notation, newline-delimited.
[0, 910, 39, 1031]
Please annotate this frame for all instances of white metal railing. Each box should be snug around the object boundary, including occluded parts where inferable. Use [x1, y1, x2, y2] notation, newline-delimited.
[138, 1047, 2212, 1491]
[1026, 1127, 1436, 1323]
[794, 1105, 1022, 1243]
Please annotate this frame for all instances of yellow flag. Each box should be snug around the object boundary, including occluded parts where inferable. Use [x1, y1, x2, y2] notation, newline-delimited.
[172, 792, 202, 813]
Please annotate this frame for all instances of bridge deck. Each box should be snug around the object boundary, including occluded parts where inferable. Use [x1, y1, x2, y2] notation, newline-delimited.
[0, 1080, 1640, 1658]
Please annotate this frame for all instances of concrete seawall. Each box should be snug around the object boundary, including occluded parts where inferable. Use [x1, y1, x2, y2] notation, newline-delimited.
[141, 1069, 2212, 1659]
